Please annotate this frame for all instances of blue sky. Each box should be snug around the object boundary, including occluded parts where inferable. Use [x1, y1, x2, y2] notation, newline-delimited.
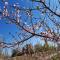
[0, 0, 42, 43]
[0, 0, 59, 46]
[0, 0, 60, 55]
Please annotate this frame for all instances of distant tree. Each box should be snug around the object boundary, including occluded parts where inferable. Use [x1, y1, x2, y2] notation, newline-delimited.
[12, 49, 18, 57]
[34, 43, 43, 52]
[0, 37, 4, 58]
[23, 44, 34, 56]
